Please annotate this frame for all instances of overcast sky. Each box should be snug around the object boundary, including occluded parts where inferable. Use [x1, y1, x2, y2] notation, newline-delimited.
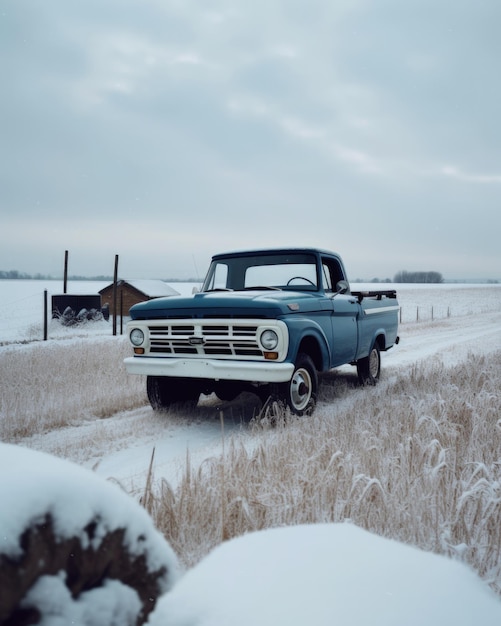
[1, 0, 500, 281]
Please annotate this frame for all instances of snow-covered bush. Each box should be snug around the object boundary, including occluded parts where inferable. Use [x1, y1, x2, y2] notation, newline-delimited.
[56, 306, 104, 326]
[0, 444, 179, 626]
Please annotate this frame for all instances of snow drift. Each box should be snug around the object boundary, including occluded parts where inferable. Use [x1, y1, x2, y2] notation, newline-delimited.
[147, 523, 501, 626]
[1, 444, 501, 626]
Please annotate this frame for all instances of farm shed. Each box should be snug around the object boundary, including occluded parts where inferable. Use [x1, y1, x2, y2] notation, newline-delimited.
[99, 280, 180, 316]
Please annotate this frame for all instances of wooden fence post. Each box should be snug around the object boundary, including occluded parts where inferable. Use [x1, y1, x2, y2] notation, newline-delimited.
[43, 290, 48, 341]
[63, 250, 68, 294]
[113, 255, 118, 336]
[120, 290, 123, 335]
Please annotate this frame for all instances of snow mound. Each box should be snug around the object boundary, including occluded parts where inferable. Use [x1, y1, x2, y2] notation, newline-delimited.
[147, 523, 501, 626]
[0, 443, 180, 625]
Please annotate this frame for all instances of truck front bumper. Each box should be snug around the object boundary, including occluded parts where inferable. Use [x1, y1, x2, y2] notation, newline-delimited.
[124, 356, 294, 383]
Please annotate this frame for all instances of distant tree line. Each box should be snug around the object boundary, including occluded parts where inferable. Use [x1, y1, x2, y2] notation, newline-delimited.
[393, 270, 444, 284]
[1, 267, 457, 285]
[0, 270, 113, 281]
[353, 277, 393, 283]
[0, 270, 203, 282]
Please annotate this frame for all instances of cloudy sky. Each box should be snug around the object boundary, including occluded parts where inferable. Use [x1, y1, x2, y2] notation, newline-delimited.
[1, 0, 500, 281]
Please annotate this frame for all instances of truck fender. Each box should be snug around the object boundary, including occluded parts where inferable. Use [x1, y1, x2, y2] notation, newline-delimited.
[357, 328, 387, 359]
[283, 317, 331, 372]
[372, 329, 388, 351]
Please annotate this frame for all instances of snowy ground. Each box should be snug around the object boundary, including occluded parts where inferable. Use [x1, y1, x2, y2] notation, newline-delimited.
[4, 443, 501, 625]
[2, 283, 501, 625]
[10, 288, 501, 497]
[0, 280, 199, 343]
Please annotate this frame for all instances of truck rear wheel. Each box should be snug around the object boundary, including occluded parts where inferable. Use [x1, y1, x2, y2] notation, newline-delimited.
[273, 353, 318, 416]
[146, 376, 200, 411]
[357, 343, 381, 385]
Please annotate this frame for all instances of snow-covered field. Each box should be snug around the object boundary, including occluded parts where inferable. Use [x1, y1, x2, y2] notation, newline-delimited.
[1, 279, 499, 343]
[0, 280, 199, 344]
[1, 281, 500, 490]
[1, 281, 501, 625]
[2, 280, 500, 491]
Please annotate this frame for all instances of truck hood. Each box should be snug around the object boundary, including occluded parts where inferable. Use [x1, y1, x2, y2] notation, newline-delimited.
[129, 290, 325, 320]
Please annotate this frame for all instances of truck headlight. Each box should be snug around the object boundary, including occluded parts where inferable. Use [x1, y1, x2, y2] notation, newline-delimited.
[130, 328, 145, 346]
[260, 329, 279, 350]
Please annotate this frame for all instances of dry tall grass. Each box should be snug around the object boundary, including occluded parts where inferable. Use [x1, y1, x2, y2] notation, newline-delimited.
[0, 337, 145, 439]
[2, 332, 500, 594]
[145, 351, 501, 593]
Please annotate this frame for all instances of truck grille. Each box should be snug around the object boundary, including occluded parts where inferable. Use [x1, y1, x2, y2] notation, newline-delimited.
[148, 321, 264, 358]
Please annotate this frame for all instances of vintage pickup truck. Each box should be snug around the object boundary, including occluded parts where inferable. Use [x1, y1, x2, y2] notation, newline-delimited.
[124, 248, 400, 415]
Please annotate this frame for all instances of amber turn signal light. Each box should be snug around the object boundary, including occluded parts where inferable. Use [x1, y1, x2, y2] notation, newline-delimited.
[263, 351, 279, 360]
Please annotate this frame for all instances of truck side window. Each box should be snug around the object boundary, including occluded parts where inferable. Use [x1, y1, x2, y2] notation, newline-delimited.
[322, 259, 345, 293]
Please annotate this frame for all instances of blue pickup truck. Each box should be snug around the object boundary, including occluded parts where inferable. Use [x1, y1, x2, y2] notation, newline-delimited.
[124, 248, 400, 415]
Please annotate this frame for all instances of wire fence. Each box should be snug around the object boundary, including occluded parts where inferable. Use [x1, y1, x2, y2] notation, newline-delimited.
[399, 305, 452, 324]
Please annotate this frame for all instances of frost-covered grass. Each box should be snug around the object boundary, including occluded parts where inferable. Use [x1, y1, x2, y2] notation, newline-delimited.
[145, 351, 501, 593]
[3, 334, 500, 596]
[0, 337, 145, 439]
[2, 286, 500, 599]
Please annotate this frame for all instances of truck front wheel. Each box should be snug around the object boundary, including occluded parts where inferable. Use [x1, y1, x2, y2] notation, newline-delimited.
[147, 376, 200, 411]
[357, 343, 381, 385]
[273, 353, 318, 416]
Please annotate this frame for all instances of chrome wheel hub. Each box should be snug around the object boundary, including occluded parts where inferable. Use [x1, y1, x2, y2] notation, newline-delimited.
[290, 367, 312, 411]
[369, 348, 379, 378]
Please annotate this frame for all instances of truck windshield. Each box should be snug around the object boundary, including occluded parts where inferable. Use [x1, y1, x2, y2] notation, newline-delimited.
[203, 252, 319, 291]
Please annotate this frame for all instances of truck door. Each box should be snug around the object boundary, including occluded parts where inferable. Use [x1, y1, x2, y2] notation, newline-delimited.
[321, 259, 359, 366]
[328, 294, 359, 365]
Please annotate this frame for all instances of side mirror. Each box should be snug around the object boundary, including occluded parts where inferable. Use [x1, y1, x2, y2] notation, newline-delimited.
[335, 280, 349, 295]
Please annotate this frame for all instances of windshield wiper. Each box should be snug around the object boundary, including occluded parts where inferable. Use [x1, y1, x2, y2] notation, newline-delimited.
[242, 286, 282, 291]
[205, 288, 233, 292]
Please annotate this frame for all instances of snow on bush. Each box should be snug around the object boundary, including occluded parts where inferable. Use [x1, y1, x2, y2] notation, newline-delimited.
[20, 575, 142, 626]
[0, 443, 180, 626]
[147, 523, 501, 626]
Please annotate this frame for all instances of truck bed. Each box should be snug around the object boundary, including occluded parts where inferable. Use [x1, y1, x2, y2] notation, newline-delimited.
[351, 290, 397, 303]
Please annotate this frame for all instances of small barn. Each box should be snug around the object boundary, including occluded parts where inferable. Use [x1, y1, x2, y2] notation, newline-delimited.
[98, 280, 180, 316]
